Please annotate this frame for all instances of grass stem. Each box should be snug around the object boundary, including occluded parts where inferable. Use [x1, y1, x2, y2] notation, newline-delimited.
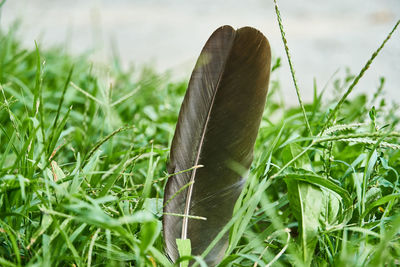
[273, 0, 312, 136]
[320, 20, 400, 134]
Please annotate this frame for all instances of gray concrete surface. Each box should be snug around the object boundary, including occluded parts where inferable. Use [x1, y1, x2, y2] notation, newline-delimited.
[1, 0, 399, 105]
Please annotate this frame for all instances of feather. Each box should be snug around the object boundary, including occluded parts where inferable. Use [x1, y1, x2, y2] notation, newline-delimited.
[163, 25, 271, 266]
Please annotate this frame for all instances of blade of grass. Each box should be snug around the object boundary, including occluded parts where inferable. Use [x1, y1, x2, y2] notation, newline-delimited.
[320, 20, 400, 134]
[83, 125, 135, 165]
[272, 0, 312, 136]
[87, 228, 101, 267]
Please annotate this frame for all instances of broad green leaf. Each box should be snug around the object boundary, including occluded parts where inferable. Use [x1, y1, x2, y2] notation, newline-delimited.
[320, 188, 341, 225]
[176, 239, 192, 267]
[284, 172, 352, 208]
[282, 145, 352, 265]
[140, 220, 161, 252]
[281, 143, 313, 171]
[297, 181, 323, 265]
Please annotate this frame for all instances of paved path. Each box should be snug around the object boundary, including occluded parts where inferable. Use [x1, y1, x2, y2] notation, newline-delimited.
[2, 0, 399, 105]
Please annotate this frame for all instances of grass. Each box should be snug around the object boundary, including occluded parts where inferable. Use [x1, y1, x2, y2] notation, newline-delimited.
[1, 6, 400, 267]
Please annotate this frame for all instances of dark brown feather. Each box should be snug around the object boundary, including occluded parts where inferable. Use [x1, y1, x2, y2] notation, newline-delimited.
[163, 25, 271, 266]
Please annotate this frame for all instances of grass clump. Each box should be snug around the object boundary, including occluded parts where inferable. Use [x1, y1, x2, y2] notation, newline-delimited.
[0, 24, 184, 266]
[1, 16, 400, 267]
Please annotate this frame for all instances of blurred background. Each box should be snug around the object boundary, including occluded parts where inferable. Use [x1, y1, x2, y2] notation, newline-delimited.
[1, 0, 399, 105]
